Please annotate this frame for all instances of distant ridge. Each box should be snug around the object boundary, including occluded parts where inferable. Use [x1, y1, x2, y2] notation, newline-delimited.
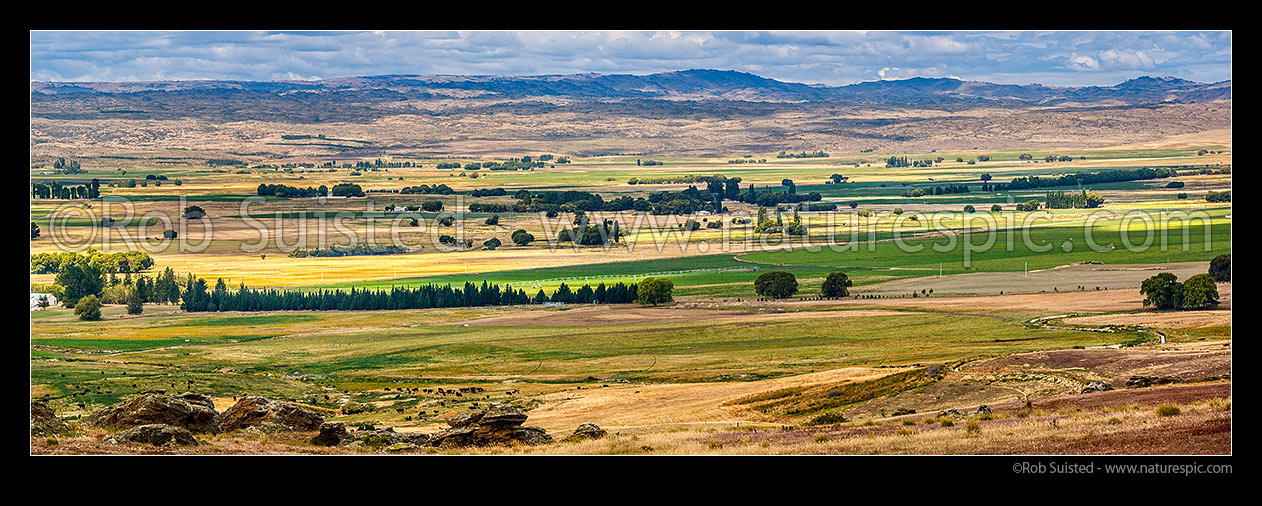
[31, 69, 1231, 109]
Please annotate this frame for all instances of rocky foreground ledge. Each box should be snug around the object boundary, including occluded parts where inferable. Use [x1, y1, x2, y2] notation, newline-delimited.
[32, 391, 604, 453]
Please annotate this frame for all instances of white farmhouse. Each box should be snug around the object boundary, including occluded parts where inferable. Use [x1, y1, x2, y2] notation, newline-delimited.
[31, 293, 58, 311]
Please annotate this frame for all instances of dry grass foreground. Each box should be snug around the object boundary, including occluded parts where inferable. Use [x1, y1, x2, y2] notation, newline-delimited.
[32, 383, 1229, 455]
[523, 366, 898, 432]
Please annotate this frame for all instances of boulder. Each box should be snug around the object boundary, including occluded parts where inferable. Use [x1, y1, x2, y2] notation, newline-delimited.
[975, 405, 992, 414]
[31, 400, 73, 437]
[478, 403, 528, 426]
[470, 424, 552, 446]
[311, 422, 352, 446]
[427, 403, 552, 448]
[1081, 381, 1115, 394]
[113, 424, 199, 446]
[91, 391, 220, 433]
[242, 422, 295, 435]
[936, 409, 966, 419]
[567, 423, 607, 441]
[447, 411, 485, 428]
[220, 395, 323, 432]
[359, 427, 430, 448]
[891, 408, 916, 416]
[428, 427, 477, 449]
[1126, 376, 1180, 389]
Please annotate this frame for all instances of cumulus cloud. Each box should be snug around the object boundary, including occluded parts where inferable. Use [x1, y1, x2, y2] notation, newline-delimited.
[1068, 54, 1100, 71]
[1098, 48, 1157, 70]
[29, 30, 1231, 86]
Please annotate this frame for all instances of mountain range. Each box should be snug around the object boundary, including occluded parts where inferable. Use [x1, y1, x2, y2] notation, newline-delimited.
[31, 69, 1231, 108]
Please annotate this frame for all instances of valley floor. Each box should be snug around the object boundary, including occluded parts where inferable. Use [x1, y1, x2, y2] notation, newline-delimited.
[31, 276, 1231, 455]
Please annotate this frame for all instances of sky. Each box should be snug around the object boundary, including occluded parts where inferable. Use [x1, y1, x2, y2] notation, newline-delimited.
[29, 30, 1232, 87]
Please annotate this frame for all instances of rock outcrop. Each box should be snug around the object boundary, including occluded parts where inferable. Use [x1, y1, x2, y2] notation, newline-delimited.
[1081, 381, 1115, 394]
[359, 427, 430, 448]
[479, 403, 529, 426]
[91, 391, 220, 433]
[112, 424, 199, 446]
[220, 396, 324, 432]
[428, 403, 552, 448]
[311, 422, 353, 446]
[567, 423, 607, 441]
[31, 401, 74, 437]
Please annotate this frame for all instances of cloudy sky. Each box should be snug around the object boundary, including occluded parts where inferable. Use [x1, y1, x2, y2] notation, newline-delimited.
[30, 30, 1231, 86]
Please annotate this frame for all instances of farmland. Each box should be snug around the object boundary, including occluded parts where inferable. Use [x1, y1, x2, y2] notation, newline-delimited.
[30, 68, 1231, 456]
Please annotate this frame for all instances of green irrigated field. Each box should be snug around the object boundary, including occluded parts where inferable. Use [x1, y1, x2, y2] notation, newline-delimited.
[743, 207, 1230, 274]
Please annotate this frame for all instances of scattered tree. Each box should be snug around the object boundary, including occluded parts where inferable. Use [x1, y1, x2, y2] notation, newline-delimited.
[636, 277, 674, 306]
[74, 295, 103, 321]
[1209, 254, 1230, 282]
[821, 272, 852, 298]
[1180, 273, 1219, 310]
[182, 206, 206, 219]
[55, 263, 104, 307]
[511, 229, 535, 246]
[1140, 273, 1182, 310]
[754, 271, 798, 299]
[126, 289, 144, 314]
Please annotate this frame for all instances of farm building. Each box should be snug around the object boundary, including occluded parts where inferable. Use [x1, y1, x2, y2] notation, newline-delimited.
[30, 293, 58, 311]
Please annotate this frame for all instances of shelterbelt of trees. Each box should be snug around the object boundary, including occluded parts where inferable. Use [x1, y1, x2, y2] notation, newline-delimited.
[179, 278, 641, 312]
[256, 183, 364, 198]
[31, 250, 154, 274]
[31, 179, 102, 199]
[1046, 189, 1106, 209]
[996, 167, 1179, 191]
